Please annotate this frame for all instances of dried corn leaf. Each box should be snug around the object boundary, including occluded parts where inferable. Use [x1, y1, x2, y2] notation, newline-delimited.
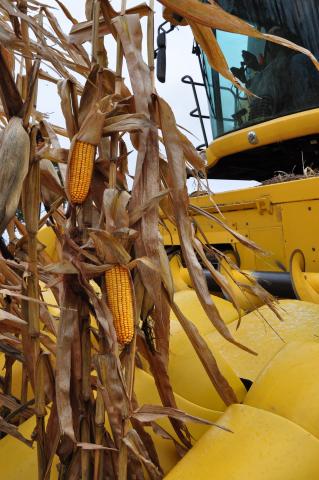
[113, 13, 163, 316]
[0, 48, 23, 119]
[178, 129, 206, 172]
[132, 404, 227, 429]
[157, 96, 254, 355]
[123, 429, 163, 480]
[0, 309, 26, 325]
[56, 277, 78, 441]
[57, 79, 78, 139]
[103, 113, 152, 134]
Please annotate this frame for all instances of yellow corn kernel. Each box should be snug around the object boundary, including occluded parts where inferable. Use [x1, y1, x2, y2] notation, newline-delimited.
[105, 265, 134, 345]
[68, 141, 95, 204]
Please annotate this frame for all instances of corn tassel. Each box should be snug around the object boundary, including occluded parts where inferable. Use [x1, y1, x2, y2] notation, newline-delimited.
[68, 140, 95, 204]
[105, 265, 134, 345]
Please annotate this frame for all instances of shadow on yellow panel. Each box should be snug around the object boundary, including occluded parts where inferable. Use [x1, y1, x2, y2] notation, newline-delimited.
[245, 341, 319, 439]
[206, 300, 319, 381]
[165, 404, 319, 480]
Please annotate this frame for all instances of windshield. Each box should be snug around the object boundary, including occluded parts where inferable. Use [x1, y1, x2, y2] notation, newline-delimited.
[203, 0, 319, 138]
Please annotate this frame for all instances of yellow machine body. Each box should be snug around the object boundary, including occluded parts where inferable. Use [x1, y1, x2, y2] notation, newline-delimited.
[161, 176, 319, 273]
[206, 108, 319, 168]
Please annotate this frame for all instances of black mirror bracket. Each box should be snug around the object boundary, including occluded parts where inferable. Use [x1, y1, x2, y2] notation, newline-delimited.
[155, 21, 176, 83]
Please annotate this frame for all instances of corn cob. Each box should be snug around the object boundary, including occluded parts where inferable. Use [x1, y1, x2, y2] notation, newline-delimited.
[105, 265, 134, 345]
[68, 140, 95, 204]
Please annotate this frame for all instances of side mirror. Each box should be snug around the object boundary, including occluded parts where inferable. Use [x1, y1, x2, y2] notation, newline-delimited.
[156, 31, 166, 83]
[155, 22, 175, 84]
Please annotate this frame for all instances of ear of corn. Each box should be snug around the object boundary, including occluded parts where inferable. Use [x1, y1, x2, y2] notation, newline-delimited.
[0, 117, 30, 234]
[67, 140, 95, 204]
[105, 265, 135, 345]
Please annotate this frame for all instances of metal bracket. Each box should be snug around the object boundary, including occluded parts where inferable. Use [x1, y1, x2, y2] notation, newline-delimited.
[256, 197, 273, 215]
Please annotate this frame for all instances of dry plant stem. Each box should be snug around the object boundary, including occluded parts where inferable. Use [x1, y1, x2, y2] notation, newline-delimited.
[80, 304, 91, 479]
[94, 392, 105, 480]
[81, 417, 91, 480]
[23, 127, 47, 478]
[115, 38, 124, 96]
[94, 351, 108, 480]
[18, 0, 32, 77]
[117, 4, 129, 478]
[92, 0, 101, 64]
[109, 133, 118, 188]
[147, 0, 155, 89]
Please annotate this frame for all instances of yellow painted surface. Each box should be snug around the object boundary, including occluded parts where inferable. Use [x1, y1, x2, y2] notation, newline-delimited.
[206, 108, 319, 166]
[161, 177, 319, 273]
[0, 356, 33, 400]
[168, 320, 246, 410]
[291, 250, 319, 303]
[169, 255, 192, 292]
[170, 290, 239, 335]
[206, 300, 319, 380]
[37, 226, 60, 263]
[165, 404, 319, 480]
[135, 369, 223, 474]
[245, 342, 319, 439]
[134, 368, 222, 441]
[0, 414, 58, 479]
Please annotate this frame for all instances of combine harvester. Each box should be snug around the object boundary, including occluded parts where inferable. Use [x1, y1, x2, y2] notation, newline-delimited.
[1, 1, 319, 479]
[160, 1, 319, 478]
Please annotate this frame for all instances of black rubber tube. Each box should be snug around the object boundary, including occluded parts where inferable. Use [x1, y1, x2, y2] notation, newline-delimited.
[204, 270, 296, 299]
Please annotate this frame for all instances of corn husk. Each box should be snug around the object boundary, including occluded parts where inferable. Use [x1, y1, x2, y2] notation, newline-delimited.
[0, 117, 30, 234]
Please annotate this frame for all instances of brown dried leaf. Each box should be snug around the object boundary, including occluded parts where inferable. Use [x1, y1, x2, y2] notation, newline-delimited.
[178, 130, 206, 172]
[58, 79, 78, 139]
[103, 113, 152, 134]
[124, 429, 163, 480]
[0, 308, 26, 325]
[0, 47, 23, 119]
[56, 277, 77, 441]
[157, 96, 255, 355]
[132, 404, 228, 430]
[90, 230, 131, 265]
[77, 442, 117, 451]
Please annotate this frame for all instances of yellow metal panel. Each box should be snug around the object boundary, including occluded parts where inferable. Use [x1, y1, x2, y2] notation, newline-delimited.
[290, 250, 319, 302]
[190, 177, 319, 208]
[206, 300, 319, 380]
[171, 290, 239, 334]
[37, 226, 60, 263]
[206, 108, 319, 167]
[0, 356, 33, 400]
[282, 200, 319, 272]
[168, 321, 246, 410]
[162, 178, 319, 273]
[245, 342, 319, 439]
[134, 368, 222, 441]
[165, 404, 319, 480]
[0, 415, 58, 479]
[250, 226, 285, 270]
